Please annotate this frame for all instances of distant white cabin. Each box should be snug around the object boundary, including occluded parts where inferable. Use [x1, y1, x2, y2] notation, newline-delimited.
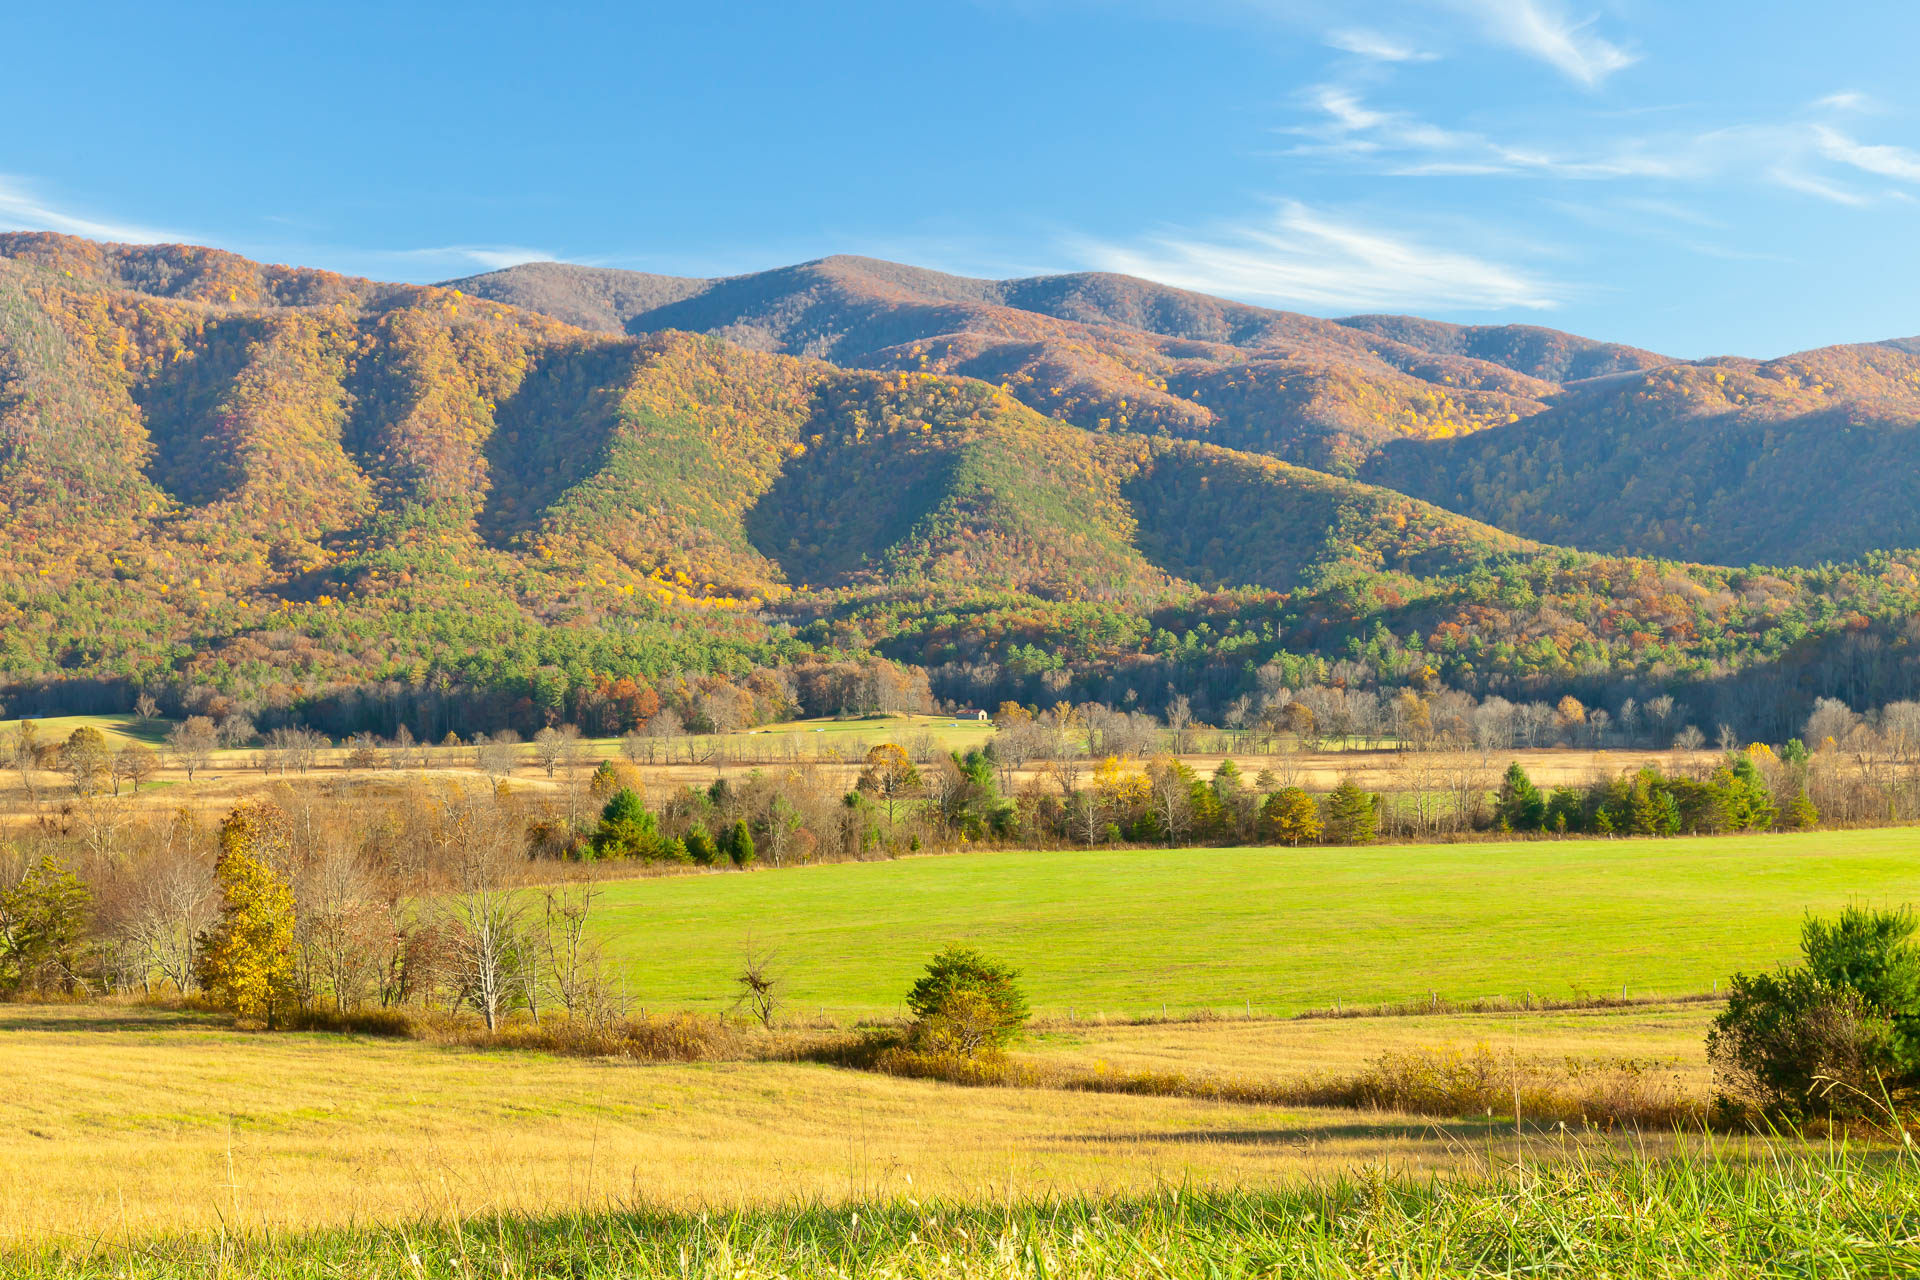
[953, 709, 989, 722]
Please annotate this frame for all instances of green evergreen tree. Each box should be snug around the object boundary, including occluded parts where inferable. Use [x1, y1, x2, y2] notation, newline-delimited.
[0, 855, 91, 996]
[728, 819, 756, 868]
[1494, 762, 1546, 832]
[1784, 788, 1819, 831]
[1322, 779, 1378, 846]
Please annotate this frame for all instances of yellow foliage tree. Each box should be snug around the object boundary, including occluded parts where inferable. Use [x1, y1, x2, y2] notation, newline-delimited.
[194, 804, 298, 1027]
[1092, 755, 1149, 810]
[1259, 786, 1322, 846]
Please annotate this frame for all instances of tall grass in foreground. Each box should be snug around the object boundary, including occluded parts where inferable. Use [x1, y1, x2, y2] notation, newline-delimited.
[14, 1143, 1920, 1279]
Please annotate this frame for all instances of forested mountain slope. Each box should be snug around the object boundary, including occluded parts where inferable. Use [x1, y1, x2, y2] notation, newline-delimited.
[454, 255, 1920, 568]
[1365, 341, 1920, 566]
[448, 256, 1661, 474]
[7, 230, 1920, 738]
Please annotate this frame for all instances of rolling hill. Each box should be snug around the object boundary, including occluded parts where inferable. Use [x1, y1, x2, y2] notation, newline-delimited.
[446, 256, 1666, 474]
[7, 229, 1920, 737]
[453, 254, 1920, 567]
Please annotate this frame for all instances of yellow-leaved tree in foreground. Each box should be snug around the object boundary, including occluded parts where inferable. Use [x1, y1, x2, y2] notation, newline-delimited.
[194, 803, 297, 1028]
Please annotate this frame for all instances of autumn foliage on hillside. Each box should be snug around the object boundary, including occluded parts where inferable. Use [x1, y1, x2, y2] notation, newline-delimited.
[7, 233, 1920, 737]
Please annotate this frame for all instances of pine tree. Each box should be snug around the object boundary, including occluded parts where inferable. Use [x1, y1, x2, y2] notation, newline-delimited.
[1494, 762, 1545, 832]
[728, 819, 756, 867]
[1322, 779, 1378, 846]
[1785, 788, 1820, 831]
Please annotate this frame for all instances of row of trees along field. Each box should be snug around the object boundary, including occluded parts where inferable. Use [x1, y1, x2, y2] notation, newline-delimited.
[7, 790, 1920, 1133]
[16, 659, 1920, 778]
[0, 740, 1896, 1009]
[22, 605, 1920, 764]
[14, 689, 1920, 857]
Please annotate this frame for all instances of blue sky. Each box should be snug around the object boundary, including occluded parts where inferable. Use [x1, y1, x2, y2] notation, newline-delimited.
[3, 0, 1915, 357]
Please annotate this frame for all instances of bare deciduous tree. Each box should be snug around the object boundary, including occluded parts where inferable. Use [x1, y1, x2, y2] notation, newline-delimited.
[442, 808, 529, 1032]
[732, 935, 783, 1030]
[475, 733, 520, 787]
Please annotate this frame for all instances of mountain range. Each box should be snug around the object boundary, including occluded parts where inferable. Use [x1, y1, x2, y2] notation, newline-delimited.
[4, 229, 1919, 735]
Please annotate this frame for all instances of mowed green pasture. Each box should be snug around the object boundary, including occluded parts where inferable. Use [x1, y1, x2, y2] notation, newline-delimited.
[593, 828, 1920, 1017]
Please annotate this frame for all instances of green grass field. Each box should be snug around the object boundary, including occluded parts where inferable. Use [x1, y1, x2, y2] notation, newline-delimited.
[593, 828, 1920, 1017]
[0, 713, 167, 749]
[19, 1155, 1920, 1278]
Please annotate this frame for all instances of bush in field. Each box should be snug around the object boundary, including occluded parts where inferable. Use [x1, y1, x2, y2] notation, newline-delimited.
[1708, 905, 1920, 1123]
[685, 825, 719, 866]
[906, 944, 1030, 1057]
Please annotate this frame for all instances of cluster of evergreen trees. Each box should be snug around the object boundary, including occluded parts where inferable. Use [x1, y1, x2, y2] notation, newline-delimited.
[1492, 754, 1815, 837]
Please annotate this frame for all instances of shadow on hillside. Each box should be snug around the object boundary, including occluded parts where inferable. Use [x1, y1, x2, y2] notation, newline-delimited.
[477, 340, 641, 547]
[131, 315, 262, 507]
[742, 394, 958, 588]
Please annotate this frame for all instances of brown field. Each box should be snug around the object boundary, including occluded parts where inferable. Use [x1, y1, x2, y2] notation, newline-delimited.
[0, 1003, 1645, 1247]
[0, 740, 1716, 827]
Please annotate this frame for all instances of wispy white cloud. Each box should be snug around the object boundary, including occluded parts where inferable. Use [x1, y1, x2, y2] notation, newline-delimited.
[386, 244, 558, 272]
[1438, 0, 1634, 87]
[1767, 167, 1870, 207]
[0, 175, 177, 243]
[1813, 91, 1869, 113]
[1289, 87, 1920, 206]
[1324, 27, 1436, 62]
[1813, 125, 1920, 184]
[1287, 85, 1701, 179]
[1072, 200, 1558, 312]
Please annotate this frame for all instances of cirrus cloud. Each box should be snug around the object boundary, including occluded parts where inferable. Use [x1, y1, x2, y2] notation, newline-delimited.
[1072, 200, 1559, 312]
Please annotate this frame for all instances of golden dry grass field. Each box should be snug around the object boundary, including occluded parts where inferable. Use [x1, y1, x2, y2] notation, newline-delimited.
[0, 1003, 1606, 1249]
[1020, 1001, 1717, 1094]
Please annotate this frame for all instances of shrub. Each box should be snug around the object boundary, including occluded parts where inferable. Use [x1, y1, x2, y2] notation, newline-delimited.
[685, 825, 719, 866]
[1708, 905, 1920, 1123]
[905, 945, 1029, 1056]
